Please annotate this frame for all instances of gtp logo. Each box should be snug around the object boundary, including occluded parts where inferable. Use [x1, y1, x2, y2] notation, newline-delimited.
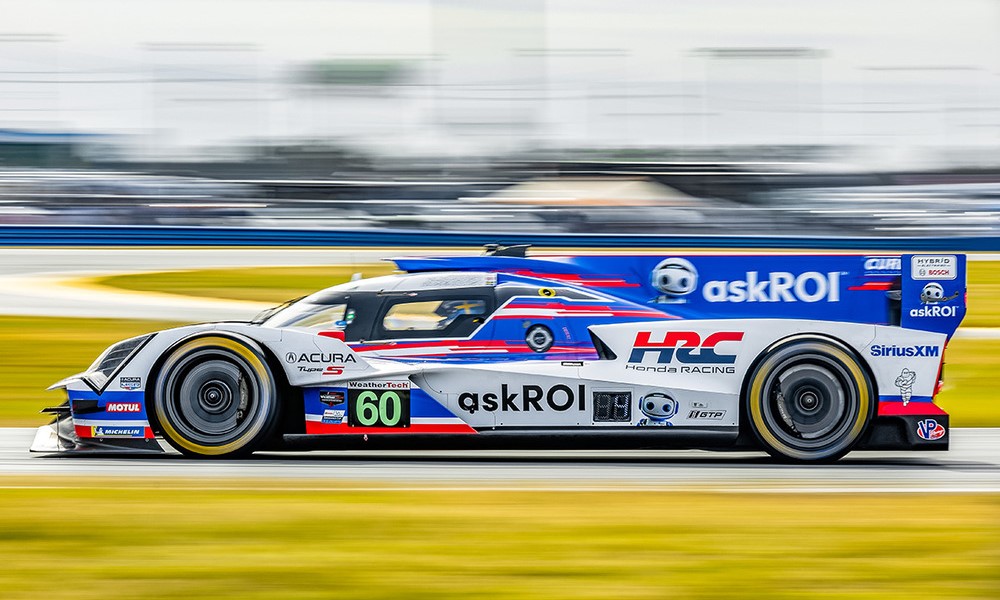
[916, 419, 946, 441]
[628, 331, 744, 364]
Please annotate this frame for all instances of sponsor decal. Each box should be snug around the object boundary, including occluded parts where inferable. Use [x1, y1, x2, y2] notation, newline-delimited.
[91, 426, 144, 438]
[458, 384, 586, 414]
[869, 344, 940, 358]
[651, 258, 698, 303]
[702, 271, 841, 303]
[911, 255, 957, 280]
[319, 390, 345, 406]
[687, 409, 726, 420]
[894, 369, 916, 406]
[347, 387, 411, 428]
[105, 402, 141, 413]
[909, 282, 961, 318]
[322, 409, 346, 424]
[348, 380, 411, 390]
[637, 392, 677, 426]
[119, 376, 141, 391]
[285, 352, 357, 364]
[916, 418, 946, 441]
[297, 365, 345, 374]
[864, 256, 901, 276]
[628, 331, 743, 365]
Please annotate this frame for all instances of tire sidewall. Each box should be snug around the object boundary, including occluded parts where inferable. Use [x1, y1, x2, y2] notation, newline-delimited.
[153, 334, 279, 458]
[744, 336, 875, 462]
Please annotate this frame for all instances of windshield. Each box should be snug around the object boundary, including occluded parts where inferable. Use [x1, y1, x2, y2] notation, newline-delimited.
[259, 302, 354, 330]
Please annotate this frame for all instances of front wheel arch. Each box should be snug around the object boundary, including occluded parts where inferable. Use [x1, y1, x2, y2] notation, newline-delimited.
[148, 332, 284, 457]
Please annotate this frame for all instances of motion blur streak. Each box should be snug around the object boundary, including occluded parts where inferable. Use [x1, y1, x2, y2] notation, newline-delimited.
[0, 1, 999, 236]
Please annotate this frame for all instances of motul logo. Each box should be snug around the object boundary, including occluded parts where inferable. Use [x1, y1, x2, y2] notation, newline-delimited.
[628, 331, 744, 364]
[106, 402, 141, 413]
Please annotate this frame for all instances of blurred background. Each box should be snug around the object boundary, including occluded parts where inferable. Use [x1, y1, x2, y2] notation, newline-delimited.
[1, 0, 1000, 236]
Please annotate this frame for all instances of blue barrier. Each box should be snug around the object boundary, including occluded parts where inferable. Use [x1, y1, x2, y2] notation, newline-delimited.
[1, 225, 999, 250]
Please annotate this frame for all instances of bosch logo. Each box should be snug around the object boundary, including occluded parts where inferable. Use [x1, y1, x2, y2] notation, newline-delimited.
[651, 258, 698, 303]
[628, 331, 744, 365]
[702, 271, 841, 303]
[916, 419, 946, 441]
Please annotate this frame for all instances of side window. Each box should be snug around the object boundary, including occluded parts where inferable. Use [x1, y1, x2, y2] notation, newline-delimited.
[378, 297, 489, 339]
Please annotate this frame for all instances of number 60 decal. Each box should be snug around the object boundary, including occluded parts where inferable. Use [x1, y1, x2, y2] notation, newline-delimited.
[348, 389, 411, 428]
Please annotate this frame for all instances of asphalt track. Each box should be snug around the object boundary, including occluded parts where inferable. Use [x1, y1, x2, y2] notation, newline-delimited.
[3, 428, 999, 492]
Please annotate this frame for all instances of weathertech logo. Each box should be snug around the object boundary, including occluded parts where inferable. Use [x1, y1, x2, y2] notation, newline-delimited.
[628, 331, 744, 364]
[105, 402, 141, 413]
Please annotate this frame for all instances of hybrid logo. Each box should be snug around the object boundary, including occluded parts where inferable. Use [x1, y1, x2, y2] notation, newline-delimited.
[916, 418, 946, 441]
[869, 344, 940, 358]
[628, 331, 744, 364]
[702, 271, 841, 303]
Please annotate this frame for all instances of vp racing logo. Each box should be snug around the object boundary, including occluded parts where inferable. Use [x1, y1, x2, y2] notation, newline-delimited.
[628, 331, 743, 373]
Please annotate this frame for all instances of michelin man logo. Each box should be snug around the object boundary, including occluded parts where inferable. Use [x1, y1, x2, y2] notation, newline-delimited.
[637, 392, 678, 426]
[651, 258, 698, 303]
[895, 368, 916, 406]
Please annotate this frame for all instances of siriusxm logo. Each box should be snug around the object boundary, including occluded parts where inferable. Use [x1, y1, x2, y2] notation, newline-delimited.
[702, 271, 841, 303]
[628, 331, 744, 364]
[869, 344, 940, 358]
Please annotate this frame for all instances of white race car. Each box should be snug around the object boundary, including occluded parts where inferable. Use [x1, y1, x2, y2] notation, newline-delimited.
[31, 247, 965, 462]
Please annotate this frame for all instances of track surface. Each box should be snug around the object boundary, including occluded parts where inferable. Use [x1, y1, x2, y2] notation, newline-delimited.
[4, 428, 999, 491]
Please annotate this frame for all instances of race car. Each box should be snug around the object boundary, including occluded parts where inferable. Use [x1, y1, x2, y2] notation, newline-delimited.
[30, 246, 966, 462]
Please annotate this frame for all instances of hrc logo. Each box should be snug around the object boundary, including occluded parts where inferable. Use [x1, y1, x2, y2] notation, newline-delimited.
[628, 331, 744, 364]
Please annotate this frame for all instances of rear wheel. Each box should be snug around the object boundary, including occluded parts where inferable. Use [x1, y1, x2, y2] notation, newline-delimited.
[153, 335, 279, 458]
[745, 336, 874, 462]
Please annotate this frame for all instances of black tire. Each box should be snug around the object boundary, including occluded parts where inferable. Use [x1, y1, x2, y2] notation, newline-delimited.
[744, 336, 875, 462]
[153, 334, 280, 458]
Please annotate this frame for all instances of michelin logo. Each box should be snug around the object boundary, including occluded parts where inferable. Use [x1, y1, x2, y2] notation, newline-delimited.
[702, 271, 841, 303]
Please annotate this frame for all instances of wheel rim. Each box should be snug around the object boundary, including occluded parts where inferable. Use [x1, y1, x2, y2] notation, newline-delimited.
[161, 348, 263, 447]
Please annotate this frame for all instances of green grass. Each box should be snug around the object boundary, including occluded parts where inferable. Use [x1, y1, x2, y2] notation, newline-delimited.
[0, 316, 998, 427]
[96, 264, 396, 304]
[965, 260, 1000, 327]
[936, 336, 1000, 427]
[0, 316, 181, 426]
[0, 484, 996, 599]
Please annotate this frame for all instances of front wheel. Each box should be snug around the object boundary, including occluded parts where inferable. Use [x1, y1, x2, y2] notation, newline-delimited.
[152, 335, 280, 458]
[745, 336, 874, 462]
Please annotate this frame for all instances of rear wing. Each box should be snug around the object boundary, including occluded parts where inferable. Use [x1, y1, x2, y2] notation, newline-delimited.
[393, 252, 966, 337]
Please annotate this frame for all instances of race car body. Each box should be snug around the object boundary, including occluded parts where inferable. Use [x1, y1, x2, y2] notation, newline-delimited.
[31, 248, 966, 462]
